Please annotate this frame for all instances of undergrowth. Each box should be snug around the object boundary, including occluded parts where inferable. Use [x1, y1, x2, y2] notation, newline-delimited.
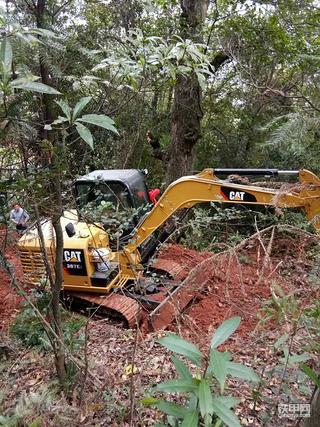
[11, 291, 86, 352]
[180, 205, 316, 251]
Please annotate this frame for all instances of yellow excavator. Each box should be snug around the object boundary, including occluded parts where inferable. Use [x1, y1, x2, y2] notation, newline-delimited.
[18, 168, 320, 330]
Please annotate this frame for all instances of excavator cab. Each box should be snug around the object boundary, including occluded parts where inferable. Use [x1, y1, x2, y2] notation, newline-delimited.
[75, 169, 151, 212]
[74, 169, 155, 238]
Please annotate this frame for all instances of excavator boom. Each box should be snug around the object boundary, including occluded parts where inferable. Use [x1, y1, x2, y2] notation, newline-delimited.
[124, 168, 320, 258]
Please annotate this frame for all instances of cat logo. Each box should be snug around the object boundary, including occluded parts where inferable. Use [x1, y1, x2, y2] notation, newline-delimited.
[229, 191, 245, 201]
[220, 187, 257, 203]
[64, 250, 82, 263]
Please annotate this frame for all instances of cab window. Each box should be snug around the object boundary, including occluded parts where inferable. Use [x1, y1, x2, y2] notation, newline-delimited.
[75, 181, 131, 211]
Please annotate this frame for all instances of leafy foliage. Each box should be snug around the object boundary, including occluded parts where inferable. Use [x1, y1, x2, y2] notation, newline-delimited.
[11, 292, 85, 352]
[143, 317, 260, 426]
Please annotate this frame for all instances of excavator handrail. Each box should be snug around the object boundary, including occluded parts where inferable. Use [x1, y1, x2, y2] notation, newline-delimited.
[213, 168, 299, 176]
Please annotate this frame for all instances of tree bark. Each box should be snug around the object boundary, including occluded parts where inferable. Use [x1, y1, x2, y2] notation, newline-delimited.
[304, 387, 320, 427]
[165, 0, 209, 184]
[35, 0, 66, 385]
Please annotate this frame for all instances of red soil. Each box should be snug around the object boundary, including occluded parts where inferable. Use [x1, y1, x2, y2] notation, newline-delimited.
[155, 232, 318, 349]
[0, 230, 25, 333]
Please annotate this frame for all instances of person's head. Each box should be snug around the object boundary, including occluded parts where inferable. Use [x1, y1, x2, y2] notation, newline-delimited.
[12, 203, 21, 211]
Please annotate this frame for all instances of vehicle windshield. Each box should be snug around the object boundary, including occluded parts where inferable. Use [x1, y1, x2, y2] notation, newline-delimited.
[75, 181, 131, 211]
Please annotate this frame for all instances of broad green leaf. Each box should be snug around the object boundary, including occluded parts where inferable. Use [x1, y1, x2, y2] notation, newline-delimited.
[274, 333, 289, 350]
[56, 99, 71, 120]
[76, 123, 94, 150]
[209, 350, 227, 392]
[51, 116, 69, 126]
[212, 398, 241, 427]
[187, 394, 198, 410]
[78, 114, 119, 135]
[155, 400, 188, 418]
[29, 28, 59, 38]
[158, 334, 202, 366]
[282, 354, 311, 366]
[213, 396, 241, 409]
[155, 379, 198, 393]
[204, 414, 213, 427]
[44, 116, 68, 129]
[227, 362, 260, 382]
[0, 38, 12, 73]
[72, 96, 92, 121]
[11, 80, 60, 95]
[172, 355, 193, 381]
[300, 363, 320, 388]
[181, 409, 199, 427]
[198, 379, 213, 417]
[211, 317, 241, 349]
[140, 396, 159, 406]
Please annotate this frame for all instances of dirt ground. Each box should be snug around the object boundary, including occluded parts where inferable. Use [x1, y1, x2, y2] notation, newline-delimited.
[0, 226, 319, 426]
[0, 230, 24, 333]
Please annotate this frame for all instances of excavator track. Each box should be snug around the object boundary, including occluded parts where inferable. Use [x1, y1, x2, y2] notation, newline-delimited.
[66, 291, 142, 328]
[148, 279, 198, 331]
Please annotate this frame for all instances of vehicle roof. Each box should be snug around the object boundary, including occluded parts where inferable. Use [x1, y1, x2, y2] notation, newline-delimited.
[76, 169, 146, 187]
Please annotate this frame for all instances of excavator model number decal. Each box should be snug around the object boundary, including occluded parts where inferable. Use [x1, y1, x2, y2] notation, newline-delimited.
[63, 249, 87, 276]
[221, 187, 257, 202]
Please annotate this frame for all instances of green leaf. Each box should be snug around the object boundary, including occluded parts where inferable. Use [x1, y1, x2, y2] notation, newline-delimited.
[56, 99, 71, 120]
[204, 414, 213, 427]
[213, 396, 241, 409]
[181, 409, 199, 427]
[10, 80, 60, 95]
[155, 379, 198, 393]
[299, 363, 320, 388]
[227, 362, 260, 382]
[283, 354, 311, 366]
[187, 394, 198, 410]
[155, 400, 188, 418]
[158, 334, 203, 366]
[172, 355, 193, 381]
[209, 350, 227, 393]
[198, 379, 213, 417]
[274, 333, 289, 349]
[29, 28, 60, 38]
[212, 398, 241, 427]
[78, 114, 119, 135]
[0, 38, 12, 73]
[140, 396, 159, 406]
[51, 116, 69, 126]
[72, 96, 92, 121]
[75, 123, 94, 150]
[211, 317, 241, 349]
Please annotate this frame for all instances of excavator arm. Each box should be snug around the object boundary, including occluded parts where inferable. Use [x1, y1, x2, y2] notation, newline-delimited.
[123, 168, 320, 260]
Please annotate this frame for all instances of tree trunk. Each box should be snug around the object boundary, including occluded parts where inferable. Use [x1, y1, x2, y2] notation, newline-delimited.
[165, 0, 209, 183]
[304, 387, 320, 427]
[51, 209, 66, 384]
[35, 0, 66, 385]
